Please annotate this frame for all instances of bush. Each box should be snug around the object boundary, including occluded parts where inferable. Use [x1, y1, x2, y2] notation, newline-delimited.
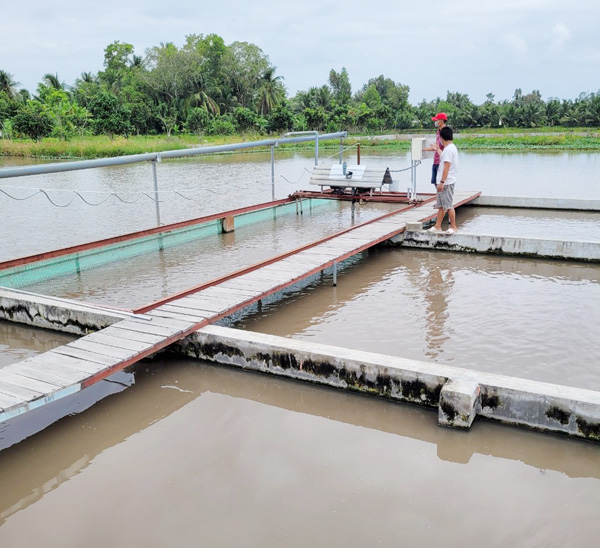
[206, 115, 236, 135]
[12, 102, 54, 141]
[232, 107, 260, 132]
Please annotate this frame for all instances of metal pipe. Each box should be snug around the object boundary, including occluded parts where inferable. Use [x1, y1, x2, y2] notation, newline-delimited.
[282, 131, 321, 166]
[0, 132, 347, 179]
[357, 143, 361, 165]
[332, 260, 337, 286]
[339, 137, 343, 163]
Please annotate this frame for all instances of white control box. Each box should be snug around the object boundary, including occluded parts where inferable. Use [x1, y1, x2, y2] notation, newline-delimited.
[411, 137, 426, 161]
[411, 137, 434, 160]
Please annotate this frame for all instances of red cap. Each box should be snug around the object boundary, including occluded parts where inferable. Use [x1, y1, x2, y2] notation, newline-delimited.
[431, 113, 448, 121]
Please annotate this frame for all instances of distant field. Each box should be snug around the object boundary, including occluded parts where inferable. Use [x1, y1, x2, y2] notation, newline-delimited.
[0, 129, 599, 160]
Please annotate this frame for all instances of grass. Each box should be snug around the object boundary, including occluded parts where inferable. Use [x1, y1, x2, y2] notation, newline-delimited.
[0, 128, 599, 160]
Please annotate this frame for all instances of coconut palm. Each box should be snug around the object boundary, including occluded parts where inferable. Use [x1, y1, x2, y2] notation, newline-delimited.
[42, 73, 66, 91]
[258, 66, 284, 115]
[0, 70, 20, 98]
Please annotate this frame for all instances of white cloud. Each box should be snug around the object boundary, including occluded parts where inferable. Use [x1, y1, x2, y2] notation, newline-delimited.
[1, 0, 598, 103]
[503, 33, 529, 56]
[551, 23, 571, 49]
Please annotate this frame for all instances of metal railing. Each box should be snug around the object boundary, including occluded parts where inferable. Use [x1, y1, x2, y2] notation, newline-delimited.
[0, 131, 348, 225]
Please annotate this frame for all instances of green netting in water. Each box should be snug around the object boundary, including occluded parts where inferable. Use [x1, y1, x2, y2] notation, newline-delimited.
[0, 199, 335, 289]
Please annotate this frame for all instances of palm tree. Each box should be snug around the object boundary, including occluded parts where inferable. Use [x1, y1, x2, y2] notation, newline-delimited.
[129, 55, 145, 69]
[80, 72, 96, 84]
[189, 75, 220, 115]
[258, 66, 284, 115]
[42, 73, 66, 91]
[0, 70, 20, 98]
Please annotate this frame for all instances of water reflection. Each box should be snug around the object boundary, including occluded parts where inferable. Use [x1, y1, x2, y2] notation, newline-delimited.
[0, 357, 598, 531]
[0, 320, 75, 367]
[238, 248, 600, 389]
[420, 263, 455, 360]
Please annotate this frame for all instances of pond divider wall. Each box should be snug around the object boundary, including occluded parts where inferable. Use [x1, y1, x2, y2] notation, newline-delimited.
[176, 325, 600, 442]
[0, 198, 333, 289]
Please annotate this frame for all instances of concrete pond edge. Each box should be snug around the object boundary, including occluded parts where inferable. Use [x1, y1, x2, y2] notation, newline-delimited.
[174, 325, 600, 443]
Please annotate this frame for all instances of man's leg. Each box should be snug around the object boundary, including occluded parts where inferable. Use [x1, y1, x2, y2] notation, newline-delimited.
[431, 164, 439, 185]
[448, 208, 457, 230]
[433, 208, 445, 230]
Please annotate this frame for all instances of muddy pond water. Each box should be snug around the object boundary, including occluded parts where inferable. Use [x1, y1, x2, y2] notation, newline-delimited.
[0, 149, 599, 546]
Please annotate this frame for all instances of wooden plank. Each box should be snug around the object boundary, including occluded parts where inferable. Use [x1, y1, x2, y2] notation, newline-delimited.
[192, 291, 252, 308]
[167, 298, 225, 313]
[155, 304, 213, 321]
[194, 285, 262, 298]
[242, 269, 296, 283]
[0, 379, 42, 401]
[102, 325, 166, 345]
[110, 319, 185, 337]
[65, 339, 138, 360]
[53, 343, 128, 365]
[4, 361, 77, 386]
[14, 361, 88, 383]
[161, 299, 224, 319]
[5, 364, 69, 386]
[146, 309, 209, 324]
[140, 315, 195, 330]
[33, 352, 103, 376]
[83, 332, 154, 353]
[215, 278, 275, 292]
[0, 370, 60, 394]
[0, 391, 23, 410]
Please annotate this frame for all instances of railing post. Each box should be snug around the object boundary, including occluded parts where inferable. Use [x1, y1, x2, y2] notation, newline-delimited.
[271, 145, 275, 201]
[339, 137, 343, 164]
[314, 134, 319, 166]
[357, 143, 361, 165]
[332, 260, 337, 286]
[151, 155, 161, 227]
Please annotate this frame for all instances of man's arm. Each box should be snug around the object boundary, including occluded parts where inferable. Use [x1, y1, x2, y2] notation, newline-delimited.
[436, 161, 451, 191]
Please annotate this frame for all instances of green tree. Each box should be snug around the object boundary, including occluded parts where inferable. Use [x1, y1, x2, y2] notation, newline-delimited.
[99, 41, 135, 90]
[583, 93, 600, 127]
[232, 106, 260, 132]
[362, 84, 382, 109]
[186, 107, 211, 135]
[223, 41, 271, 109]
[142, 41, 219, 134]
[41, 73, 66, 92]
[184, 33, 228, 108]
[38, 87, 90, 139]
[520, 101, 546, 127]
[0, 70, 20, 98]
[329, 67, 352, 106]
[267, 103, 294, 133]
[12, 101, 54, 141]
[303, 106, 327, 130]
[545, 99, 562, 127]
[258, 66, 285, 115]
[88, 90, 131, 138]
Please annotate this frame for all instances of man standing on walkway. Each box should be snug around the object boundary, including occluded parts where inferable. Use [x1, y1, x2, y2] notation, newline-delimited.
[429, 126, 459, 234]
[424, 113, 448, 186]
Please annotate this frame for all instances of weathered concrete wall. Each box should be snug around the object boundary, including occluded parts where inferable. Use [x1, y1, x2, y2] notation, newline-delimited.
[2, 290, 599, 441]
[174, 325, 600, 442]
[471, 196, 600, 211]
[391, 228, 600, 262]
[0, 289, 128, 335]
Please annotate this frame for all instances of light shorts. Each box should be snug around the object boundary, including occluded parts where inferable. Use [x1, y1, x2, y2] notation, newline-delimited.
[436, 183, 455, 210]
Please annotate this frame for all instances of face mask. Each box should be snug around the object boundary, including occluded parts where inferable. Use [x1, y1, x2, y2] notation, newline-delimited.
[434, 121, 439, 128]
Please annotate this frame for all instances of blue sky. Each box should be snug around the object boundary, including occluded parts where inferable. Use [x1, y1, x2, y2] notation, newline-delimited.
[1, 0, 598, 104]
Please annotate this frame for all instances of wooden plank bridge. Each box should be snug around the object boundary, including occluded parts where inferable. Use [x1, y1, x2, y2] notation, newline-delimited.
[0, 191, 480, 422]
